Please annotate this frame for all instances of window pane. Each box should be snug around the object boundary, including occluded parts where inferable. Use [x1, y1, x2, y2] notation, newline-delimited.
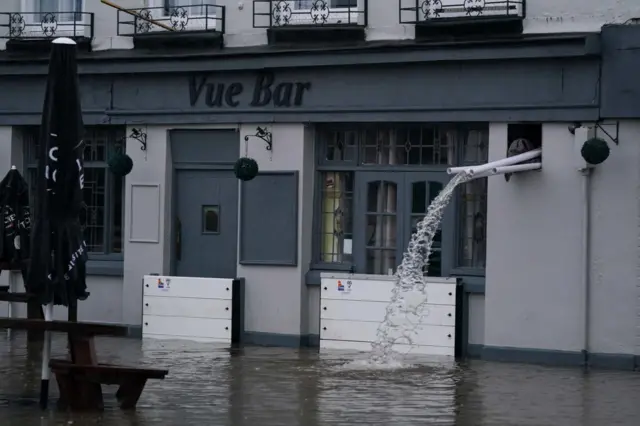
[366, 249, 396, 275]
[111, 174, 123, 254]
[202, 205, 220, 233]
[457, 128, 488, 269]
[458, 177, 487, 268]
[361, 126, 455, 166]
[164, 0, 206, 16]
[320, 129, 356, 162]
[365, 214, 396, 248]
[82, 168, 106, 253]
[318, 171, 354, 263]
[83, 129, 108, 163]
[366, 180, 397, 213]
[461, 129, 489, 165]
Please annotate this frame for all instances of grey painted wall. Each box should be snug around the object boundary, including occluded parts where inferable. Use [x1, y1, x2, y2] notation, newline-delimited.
[237, 124, 314, 340]
[484, 122, 640, 357]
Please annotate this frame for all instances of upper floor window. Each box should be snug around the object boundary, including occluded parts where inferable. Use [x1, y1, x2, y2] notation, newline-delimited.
[34, 0, 83, 21]
[145, 0, 220, 32]
[24, 126, 125, 261]
[163, 0, 207, 16]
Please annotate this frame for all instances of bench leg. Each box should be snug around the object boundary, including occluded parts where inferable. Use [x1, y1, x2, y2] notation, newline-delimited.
[53, 372, 71, 410]
[116, 377, 147, 410]
[75, 380, 104, 411]
[54, 371, 104, 411]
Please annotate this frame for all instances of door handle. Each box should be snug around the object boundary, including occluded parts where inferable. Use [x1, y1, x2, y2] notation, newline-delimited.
[175, 217, 182, 261]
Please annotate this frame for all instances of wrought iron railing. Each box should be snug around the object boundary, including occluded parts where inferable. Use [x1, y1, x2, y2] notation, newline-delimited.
[0, 12, 94, 39]
[117, 4, 225, 36]
[399, 0, 525, 24]
[253, 0, 367, 28]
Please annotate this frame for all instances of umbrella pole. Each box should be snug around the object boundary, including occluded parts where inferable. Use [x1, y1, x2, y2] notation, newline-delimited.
[39, 302, 54, 410]
[7, 271, 14, 339]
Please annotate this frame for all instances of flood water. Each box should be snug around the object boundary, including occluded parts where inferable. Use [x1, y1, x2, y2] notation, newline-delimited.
[1, 332, 639, 425]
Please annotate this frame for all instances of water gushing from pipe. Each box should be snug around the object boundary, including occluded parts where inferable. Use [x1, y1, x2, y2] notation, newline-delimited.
[369, 172, 471, 364]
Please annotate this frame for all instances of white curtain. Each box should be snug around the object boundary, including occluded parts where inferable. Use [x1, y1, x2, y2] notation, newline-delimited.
[164, 0, 209, 16]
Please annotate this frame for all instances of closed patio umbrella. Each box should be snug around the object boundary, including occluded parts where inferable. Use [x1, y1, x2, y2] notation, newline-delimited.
[0, 166, 35, 337]
[26, 37, 90, 410]
[0, 166, 31, 269]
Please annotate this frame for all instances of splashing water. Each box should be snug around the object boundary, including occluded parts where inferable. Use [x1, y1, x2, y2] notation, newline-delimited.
[368, 172, 471, 365]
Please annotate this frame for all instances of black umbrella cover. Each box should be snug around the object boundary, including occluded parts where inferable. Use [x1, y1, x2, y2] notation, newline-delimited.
[0, 168, 31, 267]
[27, 38, 89, 306]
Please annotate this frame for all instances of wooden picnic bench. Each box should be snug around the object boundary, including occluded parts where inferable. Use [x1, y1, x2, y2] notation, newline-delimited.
[0, 317, 169, 411]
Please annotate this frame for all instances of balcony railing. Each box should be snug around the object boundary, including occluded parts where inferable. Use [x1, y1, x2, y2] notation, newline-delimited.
[253, 0, 367, 28]
[399, 0, 525, 24]
[116, 4, 225, 36]
[0, 12, 94, 39]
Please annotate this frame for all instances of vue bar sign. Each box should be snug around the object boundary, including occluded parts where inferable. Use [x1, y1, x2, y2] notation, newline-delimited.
[188, 71, 312, 108]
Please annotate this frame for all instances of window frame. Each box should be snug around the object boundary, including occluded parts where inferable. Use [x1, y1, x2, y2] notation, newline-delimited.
[311, 123, 488, 279]
[23, 125, 126, 275]
[22, 0, 86, 22]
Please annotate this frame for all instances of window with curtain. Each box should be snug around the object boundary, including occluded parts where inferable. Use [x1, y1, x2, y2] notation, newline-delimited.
[163, 0, 208, 16]
[315, 125, 489, 276]
[24, 126, 125, 259]
[35, 0, 83, 21]
[457, 129, 488, 270]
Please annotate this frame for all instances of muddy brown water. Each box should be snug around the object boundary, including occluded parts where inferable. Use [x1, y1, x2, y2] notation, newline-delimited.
[0, 332, 639, 425]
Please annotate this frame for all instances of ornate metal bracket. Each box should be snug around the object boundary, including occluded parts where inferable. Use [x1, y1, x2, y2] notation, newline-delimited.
[568, 121, 620, 145]
[594, 121, 620, 145]
[244, 126, 273, 151]
[129, 128, 147, 151]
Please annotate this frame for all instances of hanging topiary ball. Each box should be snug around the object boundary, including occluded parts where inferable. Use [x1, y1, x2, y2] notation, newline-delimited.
[581, 137, 610, 165]
[107, 152, 134, 177]
[234, 157, 259, 181]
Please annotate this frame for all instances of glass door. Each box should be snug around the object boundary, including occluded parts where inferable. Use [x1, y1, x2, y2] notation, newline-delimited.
[355, 172, 404, 276]
[404, 172, 455, 277]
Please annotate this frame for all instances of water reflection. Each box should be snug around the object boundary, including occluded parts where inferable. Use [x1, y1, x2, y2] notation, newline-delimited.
[0, 332, 639, 425]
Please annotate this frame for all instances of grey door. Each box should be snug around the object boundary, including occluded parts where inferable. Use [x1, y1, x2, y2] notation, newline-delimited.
[174, 170, 238, 278]
[355, 172, 404, 275]
[404, 172, 454, 277]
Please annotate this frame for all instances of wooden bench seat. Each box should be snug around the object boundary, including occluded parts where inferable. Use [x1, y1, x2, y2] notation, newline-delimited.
[0, 292, 37, 302]
[50, 359, 168, 410]
[0, 318, 129, 336]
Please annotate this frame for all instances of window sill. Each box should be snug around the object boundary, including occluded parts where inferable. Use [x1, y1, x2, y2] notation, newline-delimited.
[306, 264, 353, 286]
[86, 260, 123, 277]
[454, 274, 485, 294]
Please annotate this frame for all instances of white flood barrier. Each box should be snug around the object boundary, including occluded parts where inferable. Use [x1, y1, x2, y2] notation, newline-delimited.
[142, 275, 243, 344]
[319, 273, 458, 356]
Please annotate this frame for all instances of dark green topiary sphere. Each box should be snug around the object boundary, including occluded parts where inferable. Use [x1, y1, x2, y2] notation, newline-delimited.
[234, 157, 259, 181]
[107, 152, 134, 177]
[581, 137, 610, 165]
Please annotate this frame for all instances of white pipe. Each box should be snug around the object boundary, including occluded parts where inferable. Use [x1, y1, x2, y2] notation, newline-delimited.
[464, 162, 542, 180]
[467, 170, 492, 179]
[490, 162, 542, 175]
[6, 272, 14, 339]
[447, 165, 473, 175]
[581, 168, 592, 365]
[446, 149, 542, 175]
[40, 302, 54, 409]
